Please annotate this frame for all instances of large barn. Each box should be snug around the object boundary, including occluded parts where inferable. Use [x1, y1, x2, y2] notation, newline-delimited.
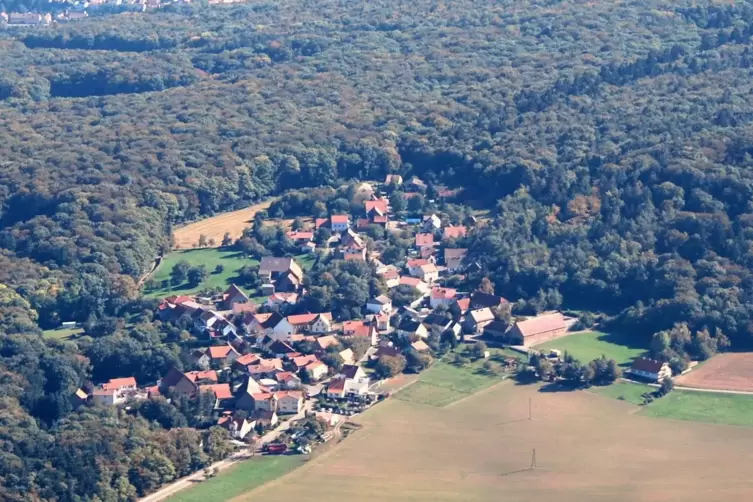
[508, 313, 567, 346]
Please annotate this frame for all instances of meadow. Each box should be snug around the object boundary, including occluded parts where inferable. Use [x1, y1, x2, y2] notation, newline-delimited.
[640, 389, 753, 427]
[144, 248, 258, 299]
[166, 456, 304, 502]
[534, 331, 646, 366]
[234, 381, 753, 502]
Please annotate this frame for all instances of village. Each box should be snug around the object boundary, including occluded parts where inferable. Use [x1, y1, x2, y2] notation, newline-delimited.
[67, 174, 677, 465]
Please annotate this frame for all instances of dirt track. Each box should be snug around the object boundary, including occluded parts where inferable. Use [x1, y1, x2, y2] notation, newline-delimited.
[172, 198, 277, 249]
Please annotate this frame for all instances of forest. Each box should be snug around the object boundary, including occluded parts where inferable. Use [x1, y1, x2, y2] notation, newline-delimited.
[2, 0, 753, 498]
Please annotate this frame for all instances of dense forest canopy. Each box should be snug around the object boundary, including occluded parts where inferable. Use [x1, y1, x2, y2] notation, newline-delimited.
[2, 0, 753, 498]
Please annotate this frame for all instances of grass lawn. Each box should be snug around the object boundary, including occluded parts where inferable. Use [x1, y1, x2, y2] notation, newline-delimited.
[640, 390, 753, 427]
[534, 331, 645, 366]
[166, 455, 305, 502]
[42, 327, 83, 341]
[145, 248, 257, 299]
[396, 351, 508, 406]
[594, 382, 654, 406]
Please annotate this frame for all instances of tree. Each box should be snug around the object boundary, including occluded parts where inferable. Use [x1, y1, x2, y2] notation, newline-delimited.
[198, 234, 209, 247]
[479, 277, 494, 294]
[468, 341, 487, 360]
[389, 192, 407, 213]
[533, 356, 554, 381]
[214, 264, 224, 274]
[170, 260, 191, 286]
[658, 378, 674, 396]
[222, 232, 233, 247]
[375, 355, 407, 378]
[187, 265, 209, 287]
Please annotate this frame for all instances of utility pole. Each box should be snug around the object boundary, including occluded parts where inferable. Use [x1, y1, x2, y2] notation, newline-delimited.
[530, 448, 537, 470]
[529, 397, 532, 420]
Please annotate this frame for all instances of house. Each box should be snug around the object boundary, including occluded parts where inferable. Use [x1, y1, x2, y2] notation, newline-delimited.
[266, 292, 299, 309]
[246, 359, 284, 379]
[251, 410, 279, 428]
[101, 377, 137, 393]
[326, 376, 369, 398]
[372, 312, 390, 332]
[222, 284, 250, 310]
[507, 313, 567, 346]
[417, 263, 439, 283]
[304, 360, 329, 381]
[7, 12, 52, 25]
[430, 287, 457, 308]
[234, 377, 264, 411]
[406, 176, 427, 192]
[193, 310, 225, 333]
[340, 229, 365, 252]
[339, 364, 367, 382]
[449, 297, 471, 318]
[385, 174, 403, 185]
[92, 389, 124, 407]
[199, 383, 234, 409]
[270, 313, 333, 342]
[397, 276, 430, 295]
[422, 311, 454, 333]
[250, 392, 277, 412]
[422, 214, 442, 232]
[160, 367, 199, 397]
[286, 230, 314, 248]
[277, 391, 303, 414]
[442, 226, 467, 240]
[331, 214, 350, 232]
[315, 217, 329, 230]
[364, 198, 389, 218]
[630, 358, 672, 382]
[469, 291, 508, 310]
[343, 250, 367, 262]
[342, 320, 379, 346]
[205, 344, 240, 367]
[292, 354, 319, 371]
[378, 266, 400, 288]
[444, 248, 468, 273]
[275, 371, 302, 389]
[415, 233, 435, 249]
[372, 345, 401, 360]
[463, 308, 495, 334]
[407, 258, 431, 277]
[339, 348, 356, 365]
[411, 340, 431, 352]
[258, 257, 304, 292]
[268, 340, 296, 358]
[233, 353, 260, 369]
[397, 318, 429, 338]
[185, 370, 219, 383]
[217, 414, 255, 439]
[315, 335, 339, 351]
[366, 295, 392, 314]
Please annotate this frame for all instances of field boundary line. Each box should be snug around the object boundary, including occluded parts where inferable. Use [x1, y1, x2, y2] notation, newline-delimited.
[673, 385, 753, 396]
[443, 379, 509, 409]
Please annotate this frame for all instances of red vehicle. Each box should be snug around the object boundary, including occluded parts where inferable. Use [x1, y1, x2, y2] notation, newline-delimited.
[265, 443, 288, 454]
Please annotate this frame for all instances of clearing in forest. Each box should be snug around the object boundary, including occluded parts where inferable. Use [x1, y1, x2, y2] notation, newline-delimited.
[172, 198, 278, 250]
[233, 381, 753, 502]
[675, 352, 753, 393]
[534, 331, 646, 366]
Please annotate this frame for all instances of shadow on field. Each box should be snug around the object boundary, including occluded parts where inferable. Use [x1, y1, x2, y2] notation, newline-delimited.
[538, 382, 579, 393]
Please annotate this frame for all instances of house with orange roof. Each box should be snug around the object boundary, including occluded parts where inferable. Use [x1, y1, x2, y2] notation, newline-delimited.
[217, 413, 255, 439]
[430, 287, 457, 308]
[159, 367, 199, 397]
[415, 233, 435, 249]
[364, 198, 389, 219]
[277, 391, 303, 414]
[442, 226, 467, 240]
[444, 248, 468, 273]
[266, 292, 299, 309]
[185, 370, 219, 383]
[417, 263, 439, 283]
[304, 360, 329, 381]
[397, 276, 430, 295]
[222, 284, 250, 310]
[233, 353, 261, 370]
[330, 214, 350, 232]
[195, 344, 240, 368]
[275, 371, 302, 390]
[199, 383, 234, 409]
[378, 267, 400, 288]
[315, 334, 340, 351]
[101, 377, 137, 392]
[270, 313, 333, 341]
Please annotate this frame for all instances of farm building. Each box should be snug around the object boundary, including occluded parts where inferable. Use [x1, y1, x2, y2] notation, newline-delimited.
[629, 358, 672, 382]
[508, 312, 567, 346]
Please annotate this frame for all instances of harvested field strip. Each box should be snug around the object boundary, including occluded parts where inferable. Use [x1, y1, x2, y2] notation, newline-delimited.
[394, 381, 468, 407]
[173, 198, 277, 250]
[675, 353, 753, 392]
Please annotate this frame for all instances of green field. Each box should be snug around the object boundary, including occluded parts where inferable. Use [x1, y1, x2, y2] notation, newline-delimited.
[534, 331, 645, 366]
[640, 390, 753, 427]
[396, 354, 508, 407]
[166, 455, 305, 502]
[42, 327, 83, 341]
[594, 382, 654, 406]
[145, 248, 257, 299]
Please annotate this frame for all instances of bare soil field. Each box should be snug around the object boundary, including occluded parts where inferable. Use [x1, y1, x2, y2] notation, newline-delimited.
[172, 198, 277, 249]
[232, 382, 753, 502]
[676, 353, 753, 392]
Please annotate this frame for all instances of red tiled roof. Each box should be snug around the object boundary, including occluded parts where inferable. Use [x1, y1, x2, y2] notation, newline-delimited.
[514, 313, 566, 338]
[316, 335, 339, 349]
[292, 355, 318, 368]
[287, 313, 332, 325]
[208, 345, 236, 359]
[443, 226, 467, 240]
[344, 252, 365, 261]
[407, 258, 429, 268]
[415, 233, 434, 247]
[331, 214, 349, 224]
[101, 377, 136, 391]
[200, 383, 233, 400]
[235, 354, 260, 366]
[342, 320, 366, 333]
[275, 371, 301, 383]
[356, 218, 371, 229]
[431, 287, 457, 300]
[315, 218, 329, 229]
[399, 276, 422, 287]
[365, 199, 388, 215]
[287, 231, 314, 240]
[186, 370, 219, 382]
[455, 298, 471, 312]
[380, 269, 399, 280]
[631, 358, 666, 374]
[373, 215, 388, 224]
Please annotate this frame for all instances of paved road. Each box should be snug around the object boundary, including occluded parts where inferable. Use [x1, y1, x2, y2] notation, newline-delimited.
[139, 401, 313, 502]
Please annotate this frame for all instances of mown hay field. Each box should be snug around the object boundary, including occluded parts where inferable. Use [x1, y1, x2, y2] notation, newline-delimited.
[233, 381, 753, 502]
